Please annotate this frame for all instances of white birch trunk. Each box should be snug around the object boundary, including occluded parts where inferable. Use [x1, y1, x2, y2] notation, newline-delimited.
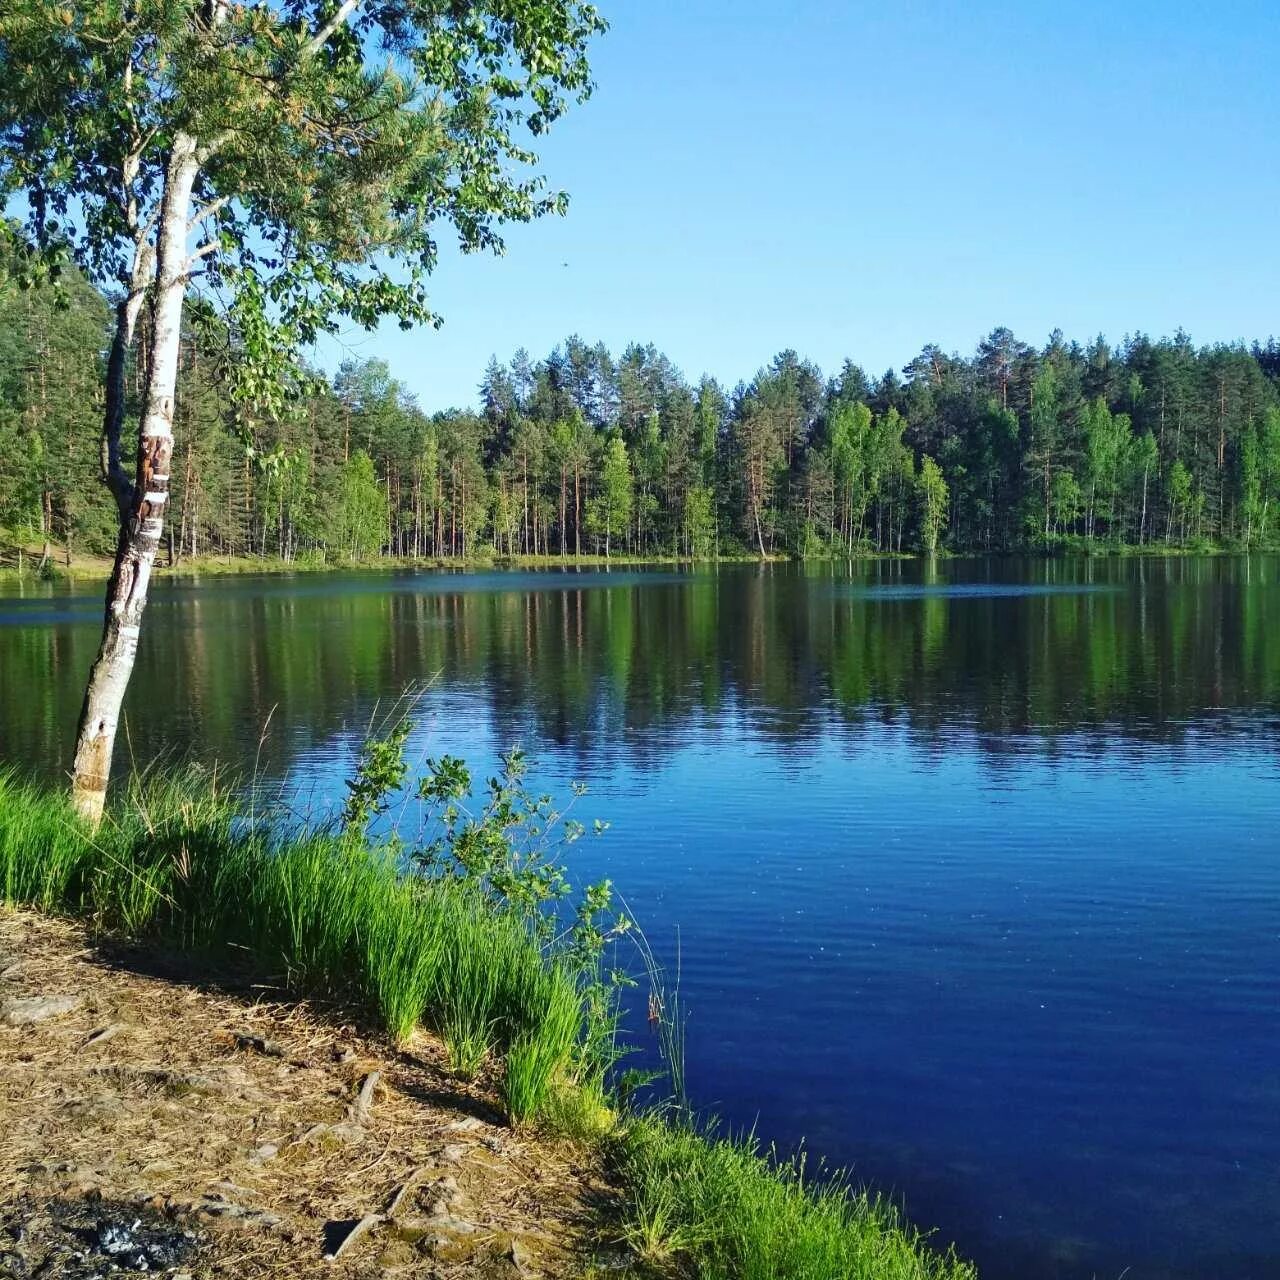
[71, 134, 199, 825]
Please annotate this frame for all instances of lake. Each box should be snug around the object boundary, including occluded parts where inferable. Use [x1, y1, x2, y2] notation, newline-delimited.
[1, 555, 1277, 1279]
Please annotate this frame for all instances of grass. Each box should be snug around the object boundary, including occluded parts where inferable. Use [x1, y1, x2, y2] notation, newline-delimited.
[612, 1117, 976, 1280]
[0, 768, 582, 1116]
[0, 767, 977, 1279]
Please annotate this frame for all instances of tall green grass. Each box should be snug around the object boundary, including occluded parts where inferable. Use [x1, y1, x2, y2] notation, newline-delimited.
[0, 768, 581, 1112]
[0, 767, 977, 1278]
[612, 1116, 977, 1280]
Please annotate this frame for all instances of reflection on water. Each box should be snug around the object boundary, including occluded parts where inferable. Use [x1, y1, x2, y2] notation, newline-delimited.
[2, 556, 1278, 1280]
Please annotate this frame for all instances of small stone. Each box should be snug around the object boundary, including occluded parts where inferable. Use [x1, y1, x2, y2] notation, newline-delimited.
[194, 1199, 282, 1231]
[81, 1023, 124, 1049]
[208, 1181, 253, 1199]
[249, 1142, 278, 1163]
[2, 993, 84, 1026]
[424, 1176, 467, 1223]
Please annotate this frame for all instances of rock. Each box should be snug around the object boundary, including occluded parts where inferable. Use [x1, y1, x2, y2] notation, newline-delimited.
[424, 1176, 471, 1229]
[325, 1121, 367, 1145]
[208, 1180, 254, 1199]
[2, 994, 83, 1026]
[424, 1212, 477, 1236]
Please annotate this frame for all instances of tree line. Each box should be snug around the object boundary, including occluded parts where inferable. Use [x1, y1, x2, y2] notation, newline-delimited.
[4, 261, 1280, 566]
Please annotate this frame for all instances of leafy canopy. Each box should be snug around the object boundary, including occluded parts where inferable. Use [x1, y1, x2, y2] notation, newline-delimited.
[0, 1, 605, 410]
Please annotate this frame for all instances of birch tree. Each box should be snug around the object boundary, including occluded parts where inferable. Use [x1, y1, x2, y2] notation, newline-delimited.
[0, 0, 604, 823]
[916, 454, 948, 553]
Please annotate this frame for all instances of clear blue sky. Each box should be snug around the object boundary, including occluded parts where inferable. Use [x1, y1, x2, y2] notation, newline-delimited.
[319, 0, 1280, 411]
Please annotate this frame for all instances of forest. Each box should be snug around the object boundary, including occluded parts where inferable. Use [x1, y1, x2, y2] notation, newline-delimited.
[4, 248, 1280, 568]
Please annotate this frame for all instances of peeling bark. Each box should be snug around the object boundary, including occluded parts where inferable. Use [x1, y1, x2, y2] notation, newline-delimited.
[71, 135, 199, 826]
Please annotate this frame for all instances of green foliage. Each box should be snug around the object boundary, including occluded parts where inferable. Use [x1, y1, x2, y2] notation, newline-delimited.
[0, 763, 581, 1097]
[684, 484, 717, 558]
[7, 240, 1280, 569]
[613, 1116, 976, 1280]
[502, 971, 584, 1123]
[586, 433, 633, 555]
[342, 714, 413, 832]
[346, 724, 631, 1102]
[0, 234, 112, 557]
[0, 1, 607, 412]
[325, 451, 389, 560]
[917, 454, 948, 553]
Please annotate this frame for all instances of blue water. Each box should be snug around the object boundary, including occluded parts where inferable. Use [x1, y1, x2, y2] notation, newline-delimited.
[2, 556, 1278, 1277]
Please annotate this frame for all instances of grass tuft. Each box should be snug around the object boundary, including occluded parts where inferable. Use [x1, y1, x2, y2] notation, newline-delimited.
[501, 969, 582, 1124]
[612, 1115, 977, 1280]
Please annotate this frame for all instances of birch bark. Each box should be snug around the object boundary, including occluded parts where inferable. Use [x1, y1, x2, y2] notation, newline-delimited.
[71, 134, 199, 824]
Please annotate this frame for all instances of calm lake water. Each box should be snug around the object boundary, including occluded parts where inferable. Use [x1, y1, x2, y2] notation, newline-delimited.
[2, 556, 1277, 1279]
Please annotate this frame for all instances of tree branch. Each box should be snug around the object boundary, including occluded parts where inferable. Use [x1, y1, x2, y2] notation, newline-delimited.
[101, 239, 155, 516]
[197, 1, 362, 164]
[305, 0, 363, 57]
[189, 195, 230, 229]
[187, 238, 222, 267]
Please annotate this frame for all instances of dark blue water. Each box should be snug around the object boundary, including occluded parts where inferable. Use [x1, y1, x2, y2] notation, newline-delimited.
[2, 556, 1278, 1278]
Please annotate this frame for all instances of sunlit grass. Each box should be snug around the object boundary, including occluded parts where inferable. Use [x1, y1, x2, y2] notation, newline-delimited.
[612, 1116, 977, 1280]
[501, 971, 582, 1124]
[0, 767, 978, 1279]
[0, 768, 574, 1116]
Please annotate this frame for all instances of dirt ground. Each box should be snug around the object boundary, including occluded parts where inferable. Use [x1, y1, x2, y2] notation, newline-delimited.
[0, 909, 619, 1279]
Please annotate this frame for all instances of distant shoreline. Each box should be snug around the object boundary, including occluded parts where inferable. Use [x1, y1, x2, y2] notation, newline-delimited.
[0, 541, 1259, 588]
